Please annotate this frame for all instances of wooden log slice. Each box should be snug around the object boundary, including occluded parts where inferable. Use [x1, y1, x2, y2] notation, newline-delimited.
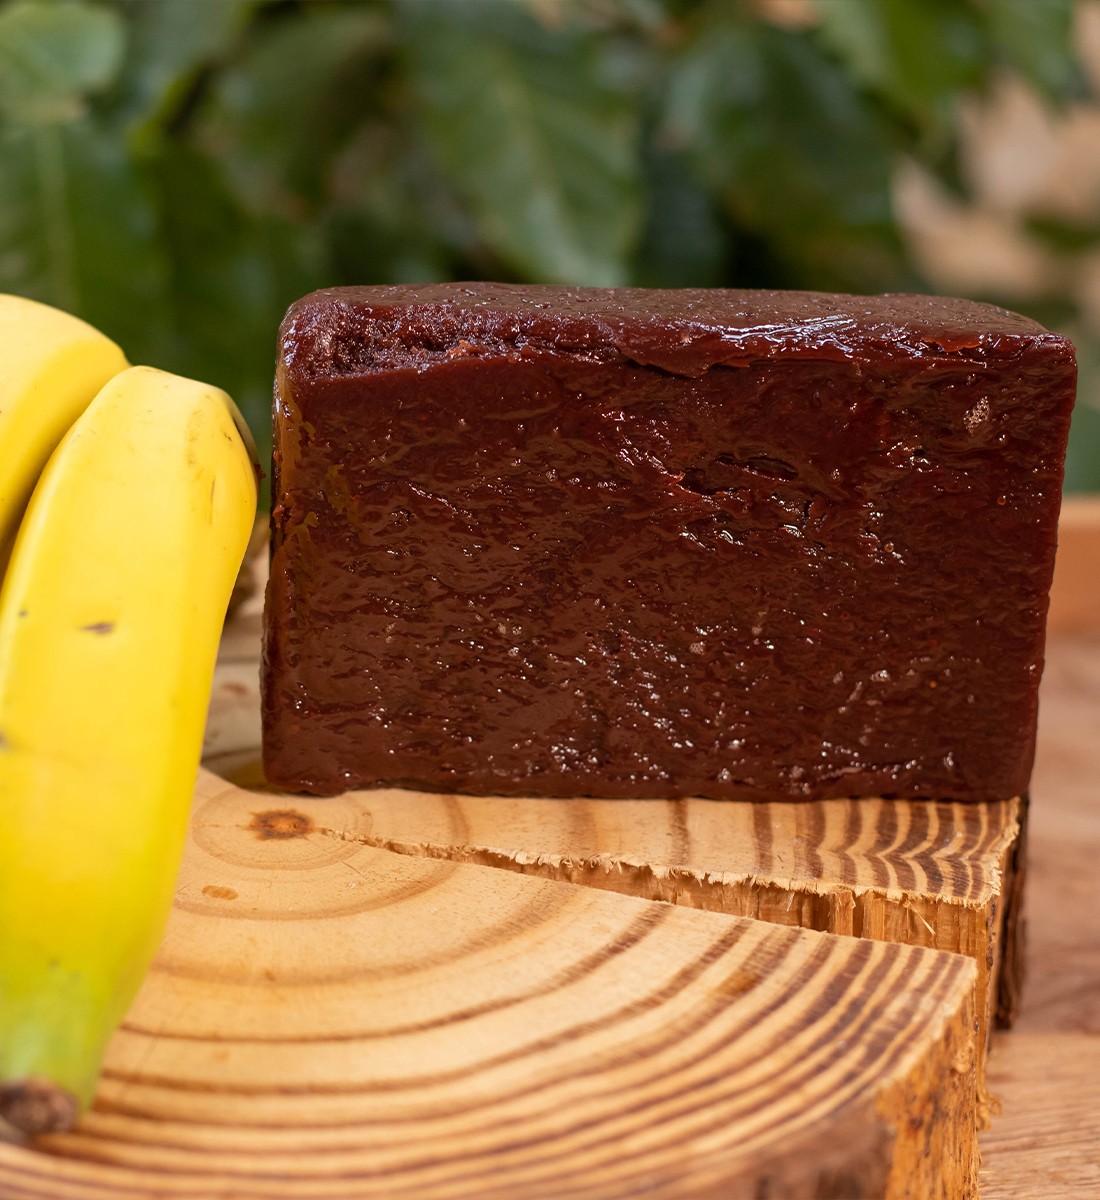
[0, 772, 980, 1200]
[207, 591, 1025, 1065]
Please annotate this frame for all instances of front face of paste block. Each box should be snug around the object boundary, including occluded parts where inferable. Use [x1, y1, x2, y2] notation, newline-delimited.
[261, 284, 1076, 800]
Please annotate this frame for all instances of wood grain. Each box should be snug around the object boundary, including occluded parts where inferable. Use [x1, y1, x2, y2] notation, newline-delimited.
[209, 591, 1024, 1070]
[979, 630, 1100, 1199]
[0, 771, 980, 1199]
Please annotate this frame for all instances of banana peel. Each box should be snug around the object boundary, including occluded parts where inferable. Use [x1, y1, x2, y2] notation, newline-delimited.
[0, 347, 259, 1132]
[0, 295, 129, 578]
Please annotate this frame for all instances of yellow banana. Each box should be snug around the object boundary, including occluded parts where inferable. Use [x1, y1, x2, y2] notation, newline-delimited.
[0, 365, 258, 1133]
[0, 295, 128, 577]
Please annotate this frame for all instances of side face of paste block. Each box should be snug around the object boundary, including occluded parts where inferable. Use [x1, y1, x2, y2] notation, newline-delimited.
[262, 285, 1076, 800]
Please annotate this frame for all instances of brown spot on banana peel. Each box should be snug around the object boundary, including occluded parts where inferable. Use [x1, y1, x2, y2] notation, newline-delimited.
[79, 621, 114, 635]
[0, 1078, 79, 1135]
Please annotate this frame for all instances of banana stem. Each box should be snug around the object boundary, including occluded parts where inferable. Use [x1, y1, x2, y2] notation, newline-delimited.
[0, 1077, 79, 1135]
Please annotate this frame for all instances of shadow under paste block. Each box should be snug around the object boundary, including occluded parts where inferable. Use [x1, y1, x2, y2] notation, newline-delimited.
[261, 285, 1075, 800]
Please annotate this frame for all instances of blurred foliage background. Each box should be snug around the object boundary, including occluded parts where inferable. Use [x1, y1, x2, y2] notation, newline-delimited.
[0, 0, 1097, 490]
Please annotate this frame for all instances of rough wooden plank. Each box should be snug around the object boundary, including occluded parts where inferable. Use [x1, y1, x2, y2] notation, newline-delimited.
[0, 773, 979, 1200]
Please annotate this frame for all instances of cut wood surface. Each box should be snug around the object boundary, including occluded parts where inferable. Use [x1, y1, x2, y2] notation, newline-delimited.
[0, 769, 979, 1199]
[209, 594, 1025, 1068]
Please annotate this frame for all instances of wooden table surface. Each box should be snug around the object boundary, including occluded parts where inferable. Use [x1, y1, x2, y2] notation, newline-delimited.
[979, 622, 1100, 1197]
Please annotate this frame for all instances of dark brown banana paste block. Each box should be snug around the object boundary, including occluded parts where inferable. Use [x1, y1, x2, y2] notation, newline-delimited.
[262, 284, 1076, 800]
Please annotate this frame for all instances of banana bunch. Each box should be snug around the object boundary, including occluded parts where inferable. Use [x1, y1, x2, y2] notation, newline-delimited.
[0, 297, 129, 576]
[0, 297, 259, 1134]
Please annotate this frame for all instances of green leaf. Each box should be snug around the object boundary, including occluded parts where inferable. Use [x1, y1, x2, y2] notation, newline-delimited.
[985, 0, 1082, 102]
[325, 121, 467, 284]
[112, 0, 265, 134]
[1026, 214, 1100, 254]
[1064, 399, 1100, 493]
[812, 0, 985, 148]
[197, 6, 389, 216]
[659, 18, 761, 181]
[664, 18, 916, 292]
[135, 139, 324, 433]
[0, 0, 125, 125]
[399, 0, 643, 286]
[0, 118, 172, 358]
[633, 142, 729, 287]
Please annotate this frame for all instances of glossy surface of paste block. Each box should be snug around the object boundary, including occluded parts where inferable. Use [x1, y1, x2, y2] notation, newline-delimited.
[262, 285, 1076, 799]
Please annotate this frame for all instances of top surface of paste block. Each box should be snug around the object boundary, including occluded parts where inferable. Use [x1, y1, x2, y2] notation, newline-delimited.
[263, 284, 1076, 802]
[279, 284, 1056, 380]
